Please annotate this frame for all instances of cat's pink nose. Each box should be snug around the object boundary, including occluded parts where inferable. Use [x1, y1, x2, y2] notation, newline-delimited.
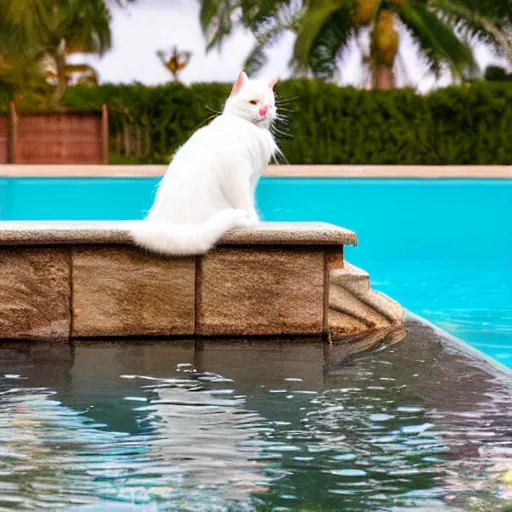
[259, 105, 269, 117]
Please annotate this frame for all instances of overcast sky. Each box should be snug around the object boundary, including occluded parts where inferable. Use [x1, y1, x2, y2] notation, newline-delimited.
[71, 0, 509, 92]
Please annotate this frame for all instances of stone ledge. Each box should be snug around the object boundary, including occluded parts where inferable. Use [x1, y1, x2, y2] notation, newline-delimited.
[0, 221, 357, 247]
[0, 221, 403, 341]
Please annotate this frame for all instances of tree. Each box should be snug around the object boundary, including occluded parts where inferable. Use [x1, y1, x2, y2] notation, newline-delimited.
[485, 64, 512, 80]
[0, 0, 52, 104]
[156, 46, 192, 82]
[295, 0, 481, 89]
[200, 0, 510, 89]
[37, 0, 112, 102]
[0, 0, 115, 104]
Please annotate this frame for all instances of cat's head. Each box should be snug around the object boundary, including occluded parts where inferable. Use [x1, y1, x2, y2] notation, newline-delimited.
[223, 71, 278, 129]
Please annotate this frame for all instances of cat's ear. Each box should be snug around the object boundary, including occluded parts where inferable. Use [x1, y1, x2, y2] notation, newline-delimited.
[230, 70, 248, 97]
[269, 77, 280, 90]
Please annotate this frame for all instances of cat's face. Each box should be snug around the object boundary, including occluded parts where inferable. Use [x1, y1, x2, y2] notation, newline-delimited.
[223, 71, 278, 129]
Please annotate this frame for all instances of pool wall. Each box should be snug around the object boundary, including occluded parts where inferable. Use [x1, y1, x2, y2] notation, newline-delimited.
[1, 221, 403, 341]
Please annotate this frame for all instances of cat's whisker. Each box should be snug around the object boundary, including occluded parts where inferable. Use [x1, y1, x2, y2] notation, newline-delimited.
[272, 133, 292, 141]
[205, 105, 223, 115]
[276, 94, 299, 101]
[272, 147, 289, 165]
[275, 115, 289, 124]
[195, 103, 225, 130]
[194, 113, 218, 131]
[274, 122, 289, 130]
[273, 116, 290, 127]
[276, 106, 294, 113]
[271, 126, 292, 139]
[276, 96, 299, 105]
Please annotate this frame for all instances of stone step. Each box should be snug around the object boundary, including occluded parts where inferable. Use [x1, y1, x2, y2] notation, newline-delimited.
[329, 262, 404, 337]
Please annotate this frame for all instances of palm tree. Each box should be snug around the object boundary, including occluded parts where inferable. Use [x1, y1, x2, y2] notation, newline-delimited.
[200, 0, 509, 89]
[156, 46, 192, 82]
[0, 0, 52, 103]
[0, 0, 114, 103]
[295, 0, 482, 89]
[0, 0, 51, 53]
[38, 0, 112, 102]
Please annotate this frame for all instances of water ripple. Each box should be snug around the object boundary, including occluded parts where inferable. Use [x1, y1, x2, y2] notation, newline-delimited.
[1, 329, 512, 511]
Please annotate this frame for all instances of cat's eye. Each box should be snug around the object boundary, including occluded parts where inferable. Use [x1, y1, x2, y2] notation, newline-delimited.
[248, 100, 258, 105]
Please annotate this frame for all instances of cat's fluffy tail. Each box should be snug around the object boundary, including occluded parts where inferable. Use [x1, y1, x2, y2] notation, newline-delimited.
[129, 209, 251, 256]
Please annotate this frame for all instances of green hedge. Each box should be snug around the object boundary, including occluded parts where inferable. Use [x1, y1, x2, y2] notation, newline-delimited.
[58, 80, 510, 165]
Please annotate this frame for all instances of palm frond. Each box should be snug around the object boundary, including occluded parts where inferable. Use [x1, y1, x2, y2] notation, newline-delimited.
[240, 0, 300, 30]
[294, 4, 356, 79]
[244, 1, 303, 74]
[0, 0, 53, 54]
[199, 0, 240, 51]
[245, 44, 270, 75]
[443, 0, 512, 22]
[398, 2, 477, 80]
[293, 0, 355, 70]
[56, 0, 113, 56]
[429, 0, 510, 56]
[200, 0, 220, 32]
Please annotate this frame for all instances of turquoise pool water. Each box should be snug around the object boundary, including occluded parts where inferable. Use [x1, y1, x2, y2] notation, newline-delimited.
[1, 177, 511, 366]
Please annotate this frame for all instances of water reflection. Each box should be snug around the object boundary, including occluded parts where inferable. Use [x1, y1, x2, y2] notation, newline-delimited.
[0, 321, 511, 511]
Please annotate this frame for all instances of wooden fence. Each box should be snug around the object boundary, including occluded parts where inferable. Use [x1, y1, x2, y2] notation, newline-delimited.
[0, 115, 8, 164]
[0, 102, 108, 164]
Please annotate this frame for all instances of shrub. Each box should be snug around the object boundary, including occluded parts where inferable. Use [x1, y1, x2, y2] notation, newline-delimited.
[3, 79, 511, 165]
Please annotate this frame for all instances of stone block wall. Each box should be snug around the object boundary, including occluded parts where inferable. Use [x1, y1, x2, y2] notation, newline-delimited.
[0, 221, 403, 341]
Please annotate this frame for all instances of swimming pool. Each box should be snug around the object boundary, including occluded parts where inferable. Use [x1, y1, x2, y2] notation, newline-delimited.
[2, 321, 512, 511]
[1, 176, 511, 365]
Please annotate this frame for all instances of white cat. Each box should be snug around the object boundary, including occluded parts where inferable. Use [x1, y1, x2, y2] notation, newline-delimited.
[130, 71, 280, 255]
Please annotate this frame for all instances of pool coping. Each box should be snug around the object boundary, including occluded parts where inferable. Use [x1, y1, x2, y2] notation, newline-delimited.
[0, 165, 511, 178]
[0, 220, 358, 247]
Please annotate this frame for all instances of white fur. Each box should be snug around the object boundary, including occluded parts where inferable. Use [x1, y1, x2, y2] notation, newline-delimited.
[130, 72, 279, 255]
